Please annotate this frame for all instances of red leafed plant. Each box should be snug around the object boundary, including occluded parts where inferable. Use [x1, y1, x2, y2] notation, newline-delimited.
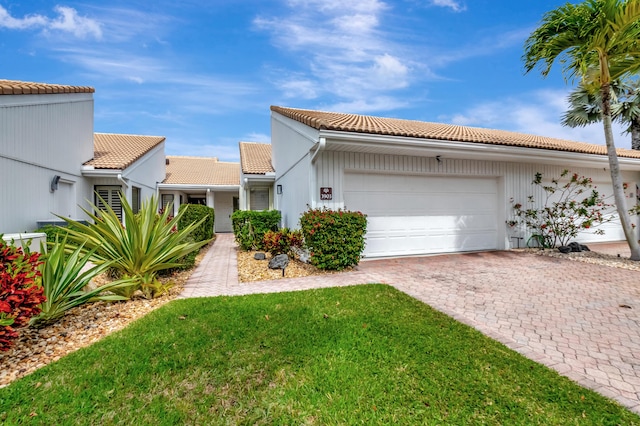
[0, 241, 46, 351]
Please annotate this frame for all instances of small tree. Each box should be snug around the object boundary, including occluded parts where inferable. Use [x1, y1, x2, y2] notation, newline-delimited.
[509, 170, 615, 248]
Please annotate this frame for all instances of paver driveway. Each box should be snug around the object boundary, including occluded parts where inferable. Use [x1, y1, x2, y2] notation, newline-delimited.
[180, 234, 640, 413]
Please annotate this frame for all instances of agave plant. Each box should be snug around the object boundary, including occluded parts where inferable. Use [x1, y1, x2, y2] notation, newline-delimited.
[30, 237, 132, 326]
[56, 193, 210, 298]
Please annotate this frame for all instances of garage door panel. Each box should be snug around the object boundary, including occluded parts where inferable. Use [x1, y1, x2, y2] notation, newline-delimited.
[345, 173, 499, 257]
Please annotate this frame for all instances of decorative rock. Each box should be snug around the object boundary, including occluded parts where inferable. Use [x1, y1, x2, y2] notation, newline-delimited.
[568, 242, 583, 252]
[580, 244, 590, 252]
[292, 246, 310, 264]
[268, 254, 289, 270]
[558, 246, 572, 254]
[254, 252, 266, 260]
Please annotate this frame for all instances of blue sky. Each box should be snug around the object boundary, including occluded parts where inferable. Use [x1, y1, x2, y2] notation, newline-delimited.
[0, 0, 630, 161]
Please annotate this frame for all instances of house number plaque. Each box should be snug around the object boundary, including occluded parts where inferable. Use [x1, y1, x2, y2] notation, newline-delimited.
[320, 187, 332, 200]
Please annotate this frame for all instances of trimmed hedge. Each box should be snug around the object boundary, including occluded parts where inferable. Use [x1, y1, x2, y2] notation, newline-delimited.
[168, 204, 214, 271]
[178, 204, 215, 242]
[299, 207, 367, 270]
[231, 210, 281, 250]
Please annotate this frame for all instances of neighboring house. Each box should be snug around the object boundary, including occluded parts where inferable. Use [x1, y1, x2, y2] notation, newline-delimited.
[157, 156, 240, 233]
[270, 106, 640, 258]
[0, 80, 95, 233]
[83, 133, 166, 221]
[0, 80, 167, 233]
[239, 142, 275, 211]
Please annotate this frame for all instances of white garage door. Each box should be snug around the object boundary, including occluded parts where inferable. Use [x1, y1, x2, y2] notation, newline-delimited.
[344, 173, 499, 258]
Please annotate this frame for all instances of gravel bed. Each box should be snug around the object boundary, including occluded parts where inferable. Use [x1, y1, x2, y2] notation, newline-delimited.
[524, 248, 640, 271]
[237, 250, 342, 282]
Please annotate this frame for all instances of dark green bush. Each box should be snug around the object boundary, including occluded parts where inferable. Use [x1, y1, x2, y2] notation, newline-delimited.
[178, 204, 214, 242]
[33, 224, 85, 243]
[299, 208, 367, 271]
[231, 210, 281, 250]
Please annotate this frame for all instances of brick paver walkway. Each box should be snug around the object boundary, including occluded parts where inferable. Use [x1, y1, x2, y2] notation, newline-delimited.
[179, 234, 640, 414]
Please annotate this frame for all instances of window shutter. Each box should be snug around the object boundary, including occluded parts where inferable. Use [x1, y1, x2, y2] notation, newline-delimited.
[250, 189, 269, 211]
[95, 186, 123, 221]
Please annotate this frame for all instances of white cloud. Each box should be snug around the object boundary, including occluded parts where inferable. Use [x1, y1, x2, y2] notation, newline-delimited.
[243, 133, 271, 143]
[280, 79, 319, 99]
[255, 0, 413, 112]
[323, 96, 409, 114]
[430, 0, 466, 12]
[444, 89, 632, 149]
[0, 5, 101, 39]
[0, 6, 46, 29]
[48, 6, 102, 39]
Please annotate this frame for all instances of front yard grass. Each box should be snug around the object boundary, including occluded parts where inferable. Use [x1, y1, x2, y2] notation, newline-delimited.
[1, 284, 638, 425]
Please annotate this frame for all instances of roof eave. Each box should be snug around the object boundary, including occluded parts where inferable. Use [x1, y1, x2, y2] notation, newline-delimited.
[157, 183, 240, 191]
[318, 130, 640, 171]
[81, 166, 123, 177]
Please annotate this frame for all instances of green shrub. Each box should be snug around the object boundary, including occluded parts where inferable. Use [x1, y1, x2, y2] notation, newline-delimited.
[262, 228, 304, 257]
[31, 237, 131, 326]
[299, 208, 367, 270]
[178, 204, 214, 242]
[57, 194, 211, 299]
[34, 223, 88, 243]
[0, 240, 46, 351]
[33, 225, 63, 243]
[231, 210, 281, 250]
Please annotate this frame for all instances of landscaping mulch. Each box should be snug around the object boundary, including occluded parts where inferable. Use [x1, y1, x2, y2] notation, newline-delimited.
[0, 241, 213, 388]
[236, 250, 342, 282]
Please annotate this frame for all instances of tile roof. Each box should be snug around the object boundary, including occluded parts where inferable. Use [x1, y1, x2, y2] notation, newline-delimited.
[271, 106, 640, 159]
[85, 133, 165, 170]
[163, 156, 240, 186]
[239, 142, 274, 174]
[0, 79, 94, 95]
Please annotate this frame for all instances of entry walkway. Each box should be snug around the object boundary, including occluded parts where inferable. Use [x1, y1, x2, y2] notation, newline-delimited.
[179, 234, 640, 414]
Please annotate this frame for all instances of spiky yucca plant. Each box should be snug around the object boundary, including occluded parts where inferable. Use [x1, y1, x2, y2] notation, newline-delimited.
[57, 193, 210, 298]
[31, 237, 132, 326]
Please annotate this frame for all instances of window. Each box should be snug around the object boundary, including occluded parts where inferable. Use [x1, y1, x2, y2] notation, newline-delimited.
[95, 186, 123, 221]
[132, 187, 141, 214]
[250, 188, 269, 211]
[161, 194, 174, 212]
[187, 196, 206, 205]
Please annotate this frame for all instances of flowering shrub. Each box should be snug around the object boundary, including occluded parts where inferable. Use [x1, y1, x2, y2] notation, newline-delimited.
[509, 170, 614, 248]
[299, 207, 367, 270]
[262, 228, 304, 257]
[0, 241, 46, 351]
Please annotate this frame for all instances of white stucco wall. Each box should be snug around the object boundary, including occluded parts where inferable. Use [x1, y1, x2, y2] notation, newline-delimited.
[0, 93, 94, 233]
[311, 149, 639, 249]
[120, 142, 166, 202]
[271, 113, 318, 228]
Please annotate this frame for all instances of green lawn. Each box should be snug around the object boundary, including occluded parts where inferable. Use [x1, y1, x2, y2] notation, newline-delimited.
[1, 284, 638, 425]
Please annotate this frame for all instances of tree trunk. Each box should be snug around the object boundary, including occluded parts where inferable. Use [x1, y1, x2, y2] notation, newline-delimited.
[601, 84, 640, 260]
[631, 119, 640, 150]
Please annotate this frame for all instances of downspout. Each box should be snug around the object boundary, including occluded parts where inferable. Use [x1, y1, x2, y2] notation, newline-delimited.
[117, 173, 129, 188]
[310, 137, 327, 209]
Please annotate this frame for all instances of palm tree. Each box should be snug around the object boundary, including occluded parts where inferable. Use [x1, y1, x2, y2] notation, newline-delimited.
[562, 80, 640, 150]
[523, 0, 640, 260]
